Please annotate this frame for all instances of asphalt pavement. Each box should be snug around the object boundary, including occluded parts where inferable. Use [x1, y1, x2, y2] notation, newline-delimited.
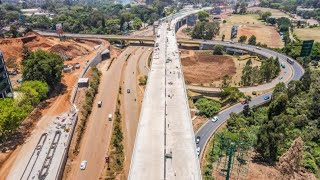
[66, 47, 137, 180]
[195, 41, 305, 157]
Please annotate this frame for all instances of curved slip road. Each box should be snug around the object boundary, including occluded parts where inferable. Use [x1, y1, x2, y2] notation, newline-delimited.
[194, 41, 305, 158]
[185, 40, 304, 93]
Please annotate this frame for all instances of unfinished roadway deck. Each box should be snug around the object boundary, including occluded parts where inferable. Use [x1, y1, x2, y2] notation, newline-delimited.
[128, 10, 201, 180]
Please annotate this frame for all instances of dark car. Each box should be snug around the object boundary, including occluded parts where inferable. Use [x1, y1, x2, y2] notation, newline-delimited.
[127, 89, 130, 93]
[196, 136, 200, 144]
[264, 96, 270, 100]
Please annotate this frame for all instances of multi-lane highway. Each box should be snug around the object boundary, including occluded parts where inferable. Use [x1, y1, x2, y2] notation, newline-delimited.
[65, 47, 137, 180]
[129, 8, 207, 179]
[33, 6, 305, 179]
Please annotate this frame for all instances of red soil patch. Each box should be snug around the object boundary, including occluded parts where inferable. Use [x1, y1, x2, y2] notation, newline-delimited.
[0, 32, 93, 70]
[181, 55, 236, 84]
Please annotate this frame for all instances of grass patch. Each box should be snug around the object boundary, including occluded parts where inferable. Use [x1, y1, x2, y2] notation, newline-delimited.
[293, 27, 320, 42]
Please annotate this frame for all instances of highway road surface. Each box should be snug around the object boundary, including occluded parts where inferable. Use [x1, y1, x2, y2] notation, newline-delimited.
[128, 22, 168, 180]
[195, 42, 305, 158]
[129, 7, 208, 180]
[66, 47, 137, 180]
[122, 46, 153, 175]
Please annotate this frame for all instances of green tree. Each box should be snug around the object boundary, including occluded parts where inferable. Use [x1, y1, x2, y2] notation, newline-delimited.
[287, 80, 303, 98]
[260, 11, 272, 21]
[227, 113, 246, 133]
[301, 67, 312, 91]
[132, 17, 142, 30]
[22, 50, 64, 90]
[20, 81, 49, 100]
[238, 35, 247, 43]
[310, 42, 320, 61]
[248, 35, 257, 45]
[260, 57, 280, 82]
[213, 45, 224, 55]
[257, 113, 291, 161]
[191, 21, 220, 40]
[197, 10, 209, 22]
[241, 59, 253, 86]
[10, 25, 18, 38]
[221, 86, 245, 103]
[277, 17, 291, 32]
[267, 17, 277, 25]
[195, 98, 221, 118]
[310, 88, 320, 119]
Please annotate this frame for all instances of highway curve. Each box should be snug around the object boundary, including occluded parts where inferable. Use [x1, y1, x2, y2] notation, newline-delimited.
[194, 41, 305, 158]
[185, 40, 304, 93]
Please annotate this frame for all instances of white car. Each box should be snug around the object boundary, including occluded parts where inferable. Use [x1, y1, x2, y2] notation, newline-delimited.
[108, 114, 113, 121]
[97, 101, 102, 108]
[211, 116, 218, 122]
[256, 46, 261, 50]
[80, 160, 87, 170]
[196, 146, 201, 156]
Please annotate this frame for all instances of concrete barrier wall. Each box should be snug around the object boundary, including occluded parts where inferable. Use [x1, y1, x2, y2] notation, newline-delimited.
[56, 43, 105, 180]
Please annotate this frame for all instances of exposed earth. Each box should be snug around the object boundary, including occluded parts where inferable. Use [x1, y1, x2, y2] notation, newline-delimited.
[0, 33, 108, 179]
[0, 32, 95, 70]
[180, 50, 261, 87]
[181, 53, 236, 85]
[176, 12, 284, 48]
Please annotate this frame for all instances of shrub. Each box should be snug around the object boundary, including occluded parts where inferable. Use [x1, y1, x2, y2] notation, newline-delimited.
[195, 98, 221, 118]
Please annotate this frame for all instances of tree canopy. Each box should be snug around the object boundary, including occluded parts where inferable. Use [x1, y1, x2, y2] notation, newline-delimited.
[197, 10, 209, 22]
[0, 80, 48, 139]
[191, 21, 220, 40]
[195, 98, 221, 118]
[213, 45, 224, 55]
[22, 50, 64, 90]
[248, 35, 257, 45]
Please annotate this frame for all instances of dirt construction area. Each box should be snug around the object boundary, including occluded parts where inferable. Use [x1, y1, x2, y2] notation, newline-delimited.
[0, 33, 108, 179]
[181, 52, 236, 85]
[181, 50, 262, 87]
[0, 32, 95, 70]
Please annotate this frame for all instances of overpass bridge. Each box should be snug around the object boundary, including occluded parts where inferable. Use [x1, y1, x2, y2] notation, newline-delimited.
[36, 31, 155, 43]
[35, 31, 211, 45]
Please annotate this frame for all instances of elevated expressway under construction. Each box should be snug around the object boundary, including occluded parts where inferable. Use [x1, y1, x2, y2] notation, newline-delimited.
[128, 8, 210, 180]
[34, 7, 304, 180]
